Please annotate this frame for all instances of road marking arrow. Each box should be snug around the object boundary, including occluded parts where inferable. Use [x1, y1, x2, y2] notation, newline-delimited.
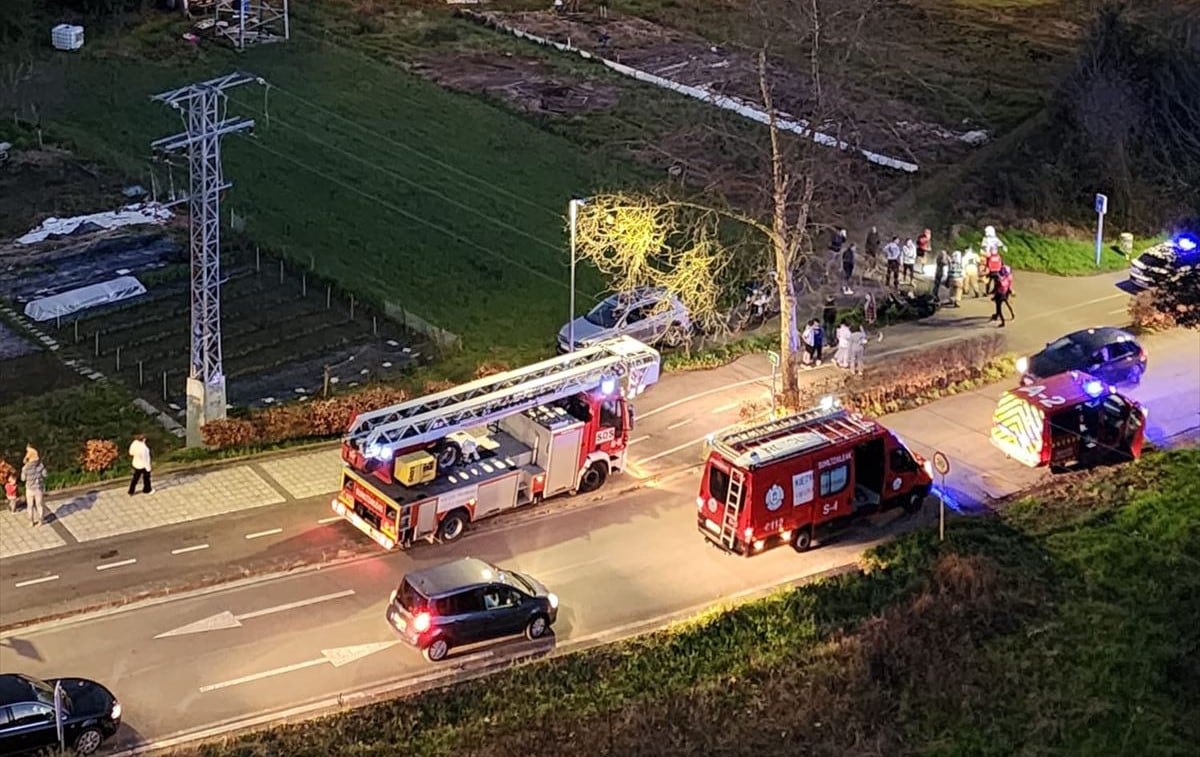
[155, 590, 356, 639]
[198, 640, 399, 693]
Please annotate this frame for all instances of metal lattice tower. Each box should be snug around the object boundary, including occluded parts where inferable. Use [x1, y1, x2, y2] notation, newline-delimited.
[185, 0, 290, 51]
[151, 72, 259, 447]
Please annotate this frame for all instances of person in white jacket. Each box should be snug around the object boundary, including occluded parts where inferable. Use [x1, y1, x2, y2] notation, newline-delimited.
[961, 246, 981, 297]
[128, 434, 153, 496]
[834, 322, 853, 368]
[848, 325, 869, 376]
[901, 238, 918, 285]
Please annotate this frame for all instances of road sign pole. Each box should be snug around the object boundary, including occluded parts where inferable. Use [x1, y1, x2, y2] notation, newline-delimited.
[1094, 193, 1108, 268]
[931, 451, 950, 542]
[767, 350, 780, 417]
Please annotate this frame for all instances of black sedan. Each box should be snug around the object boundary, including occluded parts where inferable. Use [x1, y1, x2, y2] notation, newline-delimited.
[1129, 235, 1199, 289]
[1017, 327, 1147, 387]
[0, 674, 121, 756]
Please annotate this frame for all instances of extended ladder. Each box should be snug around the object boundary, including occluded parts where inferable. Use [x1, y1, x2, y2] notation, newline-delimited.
[719, 468, 746, 550]
[712, 404, 877, 468]
[346, 336, 661, 456]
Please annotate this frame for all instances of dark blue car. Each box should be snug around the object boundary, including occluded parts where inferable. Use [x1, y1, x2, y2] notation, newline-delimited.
[0, 674, 121, 756]
[1017, 327, 1147, 387]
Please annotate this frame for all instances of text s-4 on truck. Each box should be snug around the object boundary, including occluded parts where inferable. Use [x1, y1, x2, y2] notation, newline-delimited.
[697, 401, 933, 554]
[332, 336, 661, 549]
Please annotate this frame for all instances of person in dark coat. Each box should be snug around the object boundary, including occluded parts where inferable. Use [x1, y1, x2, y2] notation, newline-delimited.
[841, 244, 857, 295]
[865, 226, 880, 261]
[932, 249, 949, 300]
[821, 296, 838, 347]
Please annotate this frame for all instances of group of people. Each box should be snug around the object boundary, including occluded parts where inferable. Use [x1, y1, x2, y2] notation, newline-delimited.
[800, 295, 875, 375]
[4, 435, 154, 527]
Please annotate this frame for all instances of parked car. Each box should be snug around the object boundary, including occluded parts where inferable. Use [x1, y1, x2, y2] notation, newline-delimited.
[558, 287, 690, 352]
[1016, 327, 1147, 387]
[1129, 234, 1199, 289]
[0, 673, 121, 756]
[386, 557, 559, 662]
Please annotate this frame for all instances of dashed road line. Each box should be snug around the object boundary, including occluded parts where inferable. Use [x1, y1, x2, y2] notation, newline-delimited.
[667, 418, 694, 430]
[317, 516, 342, 525]
[712, 401, 741, 414]
[172, 544, 210, 555]
[636, 431, 713, 465]
[15, 575, 60, 588]
[96, 559, 137, 571]
[245, 528, 283, 540]
[628, 435, 650, 446]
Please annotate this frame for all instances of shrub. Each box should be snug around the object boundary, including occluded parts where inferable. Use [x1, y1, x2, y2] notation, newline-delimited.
[474, 361, 510, 379]
[79, 439, 119, 473]
[1128, 289, 1177, 332]
[200, 419, 257, 449]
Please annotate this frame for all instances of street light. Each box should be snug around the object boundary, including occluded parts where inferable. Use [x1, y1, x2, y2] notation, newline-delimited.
[568, 197, 588, 352]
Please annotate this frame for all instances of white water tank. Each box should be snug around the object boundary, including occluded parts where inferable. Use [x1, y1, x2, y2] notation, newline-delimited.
[51, 24, 85, 51]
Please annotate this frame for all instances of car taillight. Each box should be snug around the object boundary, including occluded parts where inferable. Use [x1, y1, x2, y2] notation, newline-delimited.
[413, 612, 432, 633]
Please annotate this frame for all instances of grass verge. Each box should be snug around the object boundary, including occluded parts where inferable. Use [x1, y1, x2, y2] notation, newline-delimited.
[951, 228, 1151, 275]
[181, 447, 1200, 756]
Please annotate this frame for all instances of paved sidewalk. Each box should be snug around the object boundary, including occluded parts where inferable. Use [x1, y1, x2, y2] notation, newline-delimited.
[0, 449, 343, 559]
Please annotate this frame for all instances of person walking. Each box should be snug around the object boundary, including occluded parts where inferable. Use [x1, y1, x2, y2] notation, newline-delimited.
[5, 472, 17, 513]
[829, 227, 847, 256]
[802, 320, 817, 366]
[916, 228, 932, 268]
[841, 243, 857, 295]
[812, 319, 825, 364]
[992, 265, 1015, 327]
[901, 238, 917, 286]
[883, 236, 902, 288]
[834, 321, 853, 368]
[848, 324, 868, 376]
[948, 250, 965, 307]
[961, 246, 980, 297]
[128, 434, 153, 496]
[865, 226, 881, 268]
[932, 249, 949, 300]
[20, 446, 46, 526]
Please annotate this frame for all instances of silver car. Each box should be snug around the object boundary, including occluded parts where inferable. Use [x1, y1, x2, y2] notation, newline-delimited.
[558, 288, 691, 352]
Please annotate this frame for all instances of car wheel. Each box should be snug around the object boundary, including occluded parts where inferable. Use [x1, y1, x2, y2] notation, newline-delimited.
[73, 727, 105, 755]
[437, 509, 469, 542]
[525, 614, 550, 640]
[1127, 364, 1144, 385]
[791, 528, 813, 552]
[577, 462, 608, 493]
[903, 490, 926, 515]
[423, 637, 450, 662]
[433, 441, 461, 469]
[662, 323, 687, 348]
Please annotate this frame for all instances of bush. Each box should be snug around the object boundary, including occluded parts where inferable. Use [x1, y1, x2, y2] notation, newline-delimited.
[200, 386, 411, 450]
[79, 439, 118, 472]
[1128, 289, 1177, 332]
[474, 361, 510, 379]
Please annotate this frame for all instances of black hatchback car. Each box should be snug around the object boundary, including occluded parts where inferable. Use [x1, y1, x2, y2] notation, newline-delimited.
[1017, 327, 1147, 387]
[0, 674, 121, 756]
[387, 557, 559, 662]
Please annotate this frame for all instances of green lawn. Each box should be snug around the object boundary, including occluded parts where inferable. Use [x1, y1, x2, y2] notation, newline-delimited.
[181, 448, 1200, 756]
[951, 228, 1151, 275]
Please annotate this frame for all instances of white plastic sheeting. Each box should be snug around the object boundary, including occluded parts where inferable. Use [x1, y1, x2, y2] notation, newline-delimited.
[24, 276, 147, 322]
[477, 14, 920, 173]
[17, 202, 173, 245]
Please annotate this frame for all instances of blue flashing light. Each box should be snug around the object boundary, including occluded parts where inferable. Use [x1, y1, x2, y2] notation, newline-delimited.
[1175, 234, 1197, 253]
[365, 443, 393, 461]
[599, 374, 617, 396]
[1083, 379, 1104, 398]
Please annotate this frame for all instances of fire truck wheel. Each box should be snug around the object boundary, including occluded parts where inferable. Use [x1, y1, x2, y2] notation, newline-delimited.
[438, 509, 469, 541]
[525, 614, 550, 640]
[433, 441, 462, 469]
[423, 637, 450, 662]
[791, 528, 813, 552]
[903, 491, 926, 515]
[578, 462, 608, 493]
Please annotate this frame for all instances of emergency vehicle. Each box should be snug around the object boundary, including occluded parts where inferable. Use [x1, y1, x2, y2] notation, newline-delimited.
[697, 401, 933, 555]
[991, 370, 1147, 470]
[332, 336, 661, 550]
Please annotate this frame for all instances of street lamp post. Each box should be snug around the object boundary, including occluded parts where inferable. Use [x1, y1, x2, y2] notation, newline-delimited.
[568, 198, 587, 352]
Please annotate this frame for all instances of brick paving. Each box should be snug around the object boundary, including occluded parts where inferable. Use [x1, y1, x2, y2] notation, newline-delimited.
[0, 509, 68, 559]
[257, 449, 344, 500]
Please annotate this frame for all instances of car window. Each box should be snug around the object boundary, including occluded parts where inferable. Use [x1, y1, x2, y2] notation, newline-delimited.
[7, 702, 52, 727]
[819, 464, 849, 496]
[454, 590, 486, 615]
[0, 707, 10, 726]
[1111, 342, 1137, 358]
[1091, 347, 1109, 365]
[397, 578, 427, 612]
[890, 448, 917, 472]
[482, 586, 522, 610]
[707, 465, 731, 503]
[584, 299, 621, 328]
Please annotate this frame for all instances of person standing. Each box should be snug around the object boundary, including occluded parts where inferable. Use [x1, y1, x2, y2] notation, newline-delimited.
[883, 236, 902, 288]
[841, 243, 857, 295]
[829, 227, 847, 256]
[21, 446, 46, 527]
[992, 266, 1014, 327]
[812, 319, 825, 364]
[916, 228, 932, 268]
[948, 250, 965, 307]
[848, 324, 868, 376]
[5, 472, 17, 513]
[822, 296, 838, 348]
[901, 238, 917, 286]
[834, 321, 853, 368]
[802, 320, 816, 366]
[932, 249, 949, 300]
[865, 226, 880, 267]
[128, 434, 153, 496]
[961, 246, 980, 297]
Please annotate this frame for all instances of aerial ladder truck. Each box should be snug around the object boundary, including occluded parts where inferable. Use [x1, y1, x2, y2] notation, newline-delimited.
[332, 336, 661, 550]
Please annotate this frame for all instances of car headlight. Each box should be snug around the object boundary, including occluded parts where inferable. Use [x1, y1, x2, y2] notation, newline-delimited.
[547, 592, 559, 609]
[1016, 356, 1028, 374]
[389, 589, 398, 605]
[111, 701, 122, 719]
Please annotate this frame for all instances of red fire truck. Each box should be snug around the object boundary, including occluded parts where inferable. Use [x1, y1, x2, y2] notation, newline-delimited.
[697, 401, 933, 555]
[991, 370, 1147, 470]
[333, 336, 661, 550]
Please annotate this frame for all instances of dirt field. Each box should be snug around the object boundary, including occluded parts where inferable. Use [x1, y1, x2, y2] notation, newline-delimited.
[414, 52, 620, 115]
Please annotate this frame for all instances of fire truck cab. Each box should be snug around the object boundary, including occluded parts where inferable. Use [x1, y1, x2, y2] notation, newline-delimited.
[698, 402, 933, 555]
[991, 370, 1147, 470]
[333, 337, 661, 550]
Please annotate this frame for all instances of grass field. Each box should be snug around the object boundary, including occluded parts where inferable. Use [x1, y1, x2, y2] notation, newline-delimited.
[181, 448, 1200, 756]
[950, 228, 1157, 275]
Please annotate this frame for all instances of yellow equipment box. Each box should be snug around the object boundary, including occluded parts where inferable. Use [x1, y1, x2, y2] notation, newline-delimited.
[393, 451, 437, 486]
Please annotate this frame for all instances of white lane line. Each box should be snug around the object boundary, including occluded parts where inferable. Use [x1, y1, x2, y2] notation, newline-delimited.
[199, 658, 328, 693]
[666, 418, 694, 430]
[712, 400, 741, 414]
[171, 544, 210, 555]
[522, 557, 607, 579]
[627, 435, 650, 446]
[1109, 307, 1128, 315]
[245, 528, 283, 540]
[639, 374, 770, 418]
[15, 575, 60, 588]
[317, 516, 342, 525]
[237, 590, 358, 621]
[635, 431, 713, 465]
[1022, 292, 1126, 322]
[96, 559, 137, 571]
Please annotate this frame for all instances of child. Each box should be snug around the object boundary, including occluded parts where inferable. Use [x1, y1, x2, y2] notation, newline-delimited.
[4, 473, 16, 513]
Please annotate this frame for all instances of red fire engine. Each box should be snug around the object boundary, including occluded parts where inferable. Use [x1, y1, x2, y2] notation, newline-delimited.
[333, 336, 661, 550]
[697, 401, 933, 555]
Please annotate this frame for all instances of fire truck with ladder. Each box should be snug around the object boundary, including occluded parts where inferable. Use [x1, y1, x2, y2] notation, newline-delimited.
[332, 336, 661, 550]
[697, 400, 933, 555]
